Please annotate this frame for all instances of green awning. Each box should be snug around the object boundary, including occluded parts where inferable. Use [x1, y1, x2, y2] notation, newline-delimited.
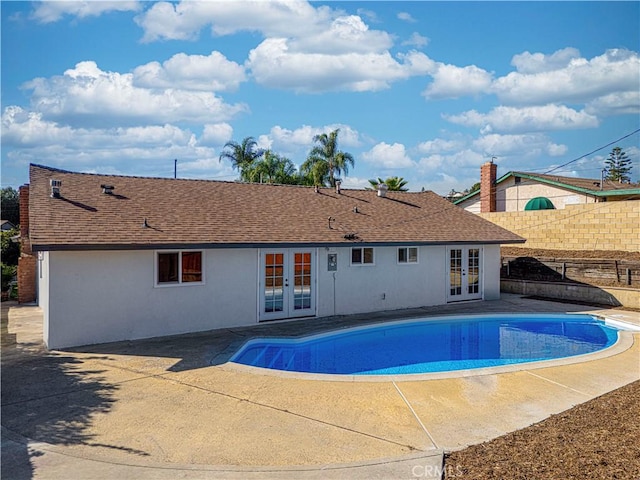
[524, 197, 555, 210]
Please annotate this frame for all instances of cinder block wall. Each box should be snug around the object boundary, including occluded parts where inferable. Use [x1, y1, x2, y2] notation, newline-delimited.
[479, 200, 640, 252]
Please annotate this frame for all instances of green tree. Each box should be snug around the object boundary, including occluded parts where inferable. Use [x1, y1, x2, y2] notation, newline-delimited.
[367, 177, 409, 191]
[1, 187, 20, 225]
[1, 228, 20, 266]
[302, 129, 354, 187]
[604, 146, 633, 183]
[467, 182, 480, 194]
[219, 137, 264, 182]
[251, 150, 298, 184]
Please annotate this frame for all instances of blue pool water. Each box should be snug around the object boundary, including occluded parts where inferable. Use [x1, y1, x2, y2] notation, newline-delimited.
[230, 314, 619, 375]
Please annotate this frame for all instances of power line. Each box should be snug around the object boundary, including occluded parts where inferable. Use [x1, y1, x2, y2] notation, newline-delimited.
[543, 128, 640, 175]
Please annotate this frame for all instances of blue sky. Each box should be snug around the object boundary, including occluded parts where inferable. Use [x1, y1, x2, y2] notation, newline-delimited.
[2, 1, 639, 193]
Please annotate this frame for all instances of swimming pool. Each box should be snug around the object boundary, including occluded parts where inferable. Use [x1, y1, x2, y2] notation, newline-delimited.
[230, 314, 620, 375]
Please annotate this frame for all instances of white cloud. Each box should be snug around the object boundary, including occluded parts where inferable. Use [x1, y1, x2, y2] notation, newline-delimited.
[493, 48, 640, 105]
[417, 138, 465, 155]
[445, 104, 599, 133]
[133, 51, 246, 92]
[418, 149, 485, 170]
[472, 133, 567, 158]
[247, 40, 434, 93]
[340, 176, 371, 190]
[200, 123, 233, 146]
[269, 124, 362, 148]
[511, 47, 581, 74]
[135, 0, 333, 42]
[356, 8, 378, 23]
[397, 12, 417, 23]
[255, 124, 362, 162]
[362, 142, 414, 168]
[2, 106, 74, 146]
[402, 32, 429, 48]
[2, 106, 234, 179]
[423, 63, 493, 99]
[136, 1, 432, 93]
[585, 90, 640, 116]
[31, 1, 141, 23]
[290, 15, 393, 54]
[23, 61, 247, 127]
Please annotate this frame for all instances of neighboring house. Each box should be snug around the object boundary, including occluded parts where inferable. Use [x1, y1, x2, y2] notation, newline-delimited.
[455, 162, 640, 213]
[1, 220, 16, 231]
[22, 164, 524, 349]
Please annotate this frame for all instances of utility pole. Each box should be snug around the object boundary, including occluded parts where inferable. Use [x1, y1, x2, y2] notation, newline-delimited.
[174, 159, 177, 179]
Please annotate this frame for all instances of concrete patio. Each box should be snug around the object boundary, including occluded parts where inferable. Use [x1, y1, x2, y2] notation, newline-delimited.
[2, 294, 639, 479]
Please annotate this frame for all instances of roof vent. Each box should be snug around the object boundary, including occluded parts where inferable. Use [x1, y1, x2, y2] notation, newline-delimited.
[335, 181, 341, 194]
[101, 184, 115, 195]
[50, 179, 61, 198]
[377, 183, 388, 198]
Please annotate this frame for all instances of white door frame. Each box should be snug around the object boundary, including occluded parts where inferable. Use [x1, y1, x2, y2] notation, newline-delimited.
[447, 245, 483, 302]
[258, 248, 316, 322]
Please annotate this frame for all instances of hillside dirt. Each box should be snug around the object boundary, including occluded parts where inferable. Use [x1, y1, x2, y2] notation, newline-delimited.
[444, 379, 640, 480]
[501, 247, 640, 261]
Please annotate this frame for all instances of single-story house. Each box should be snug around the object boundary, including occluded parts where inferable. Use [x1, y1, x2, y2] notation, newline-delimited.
[455, 162, 640, 213]
[22, 164, 524, 349]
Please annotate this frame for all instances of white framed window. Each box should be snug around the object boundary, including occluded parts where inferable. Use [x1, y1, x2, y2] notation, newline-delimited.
[398, 247, 418, 264]
[155, 250, 204, 286]
[351, 247, 374, 265]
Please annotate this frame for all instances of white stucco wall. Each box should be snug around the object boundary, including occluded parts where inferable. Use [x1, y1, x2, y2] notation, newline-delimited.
[316, 245, 448, 317]
[38, 251, 50, 343]
[482, 244, 501, 300]
[44, 249, 258, 349]
[41, 244, 502, 349]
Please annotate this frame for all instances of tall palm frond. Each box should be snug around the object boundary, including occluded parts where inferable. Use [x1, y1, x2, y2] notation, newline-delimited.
[304, 129, 355, 187]
[218, 136, 264, 182]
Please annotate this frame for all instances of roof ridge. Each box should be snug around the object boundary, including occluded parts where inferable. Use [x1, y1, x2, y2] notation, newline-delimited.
[29, 164, 436, 193]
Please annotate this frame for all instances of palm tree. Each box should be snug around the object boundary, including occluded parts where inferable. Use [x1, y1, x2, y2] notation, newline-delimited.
[218, 137, 264, 182]
[367, 176, 409, 191]
[302, 129, 354, 187]
[253, 150, 298, 184]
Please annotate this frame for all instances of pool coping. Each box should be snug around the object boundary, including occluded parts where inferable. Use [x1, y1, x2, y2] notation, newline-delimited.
[222, 313, 636, 383]
[3, 296, 639, 479]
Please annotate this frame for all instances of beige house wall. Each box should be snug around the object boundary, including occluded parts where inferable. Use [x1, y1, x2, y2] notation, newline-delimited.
[459, 177, 599, 212]
[479, 200, 640, 252]
[498, 177, 597, 211]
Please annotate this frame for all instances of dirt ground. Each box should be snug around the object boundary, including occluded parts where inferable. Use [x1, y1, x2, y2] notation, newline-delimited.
[501, 247, 640, 261]
[444, 380, 640, 479]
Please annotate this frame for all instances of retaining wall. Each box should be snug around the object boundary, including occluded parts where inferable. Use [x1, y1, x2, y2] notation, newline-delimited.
[479, 200, 640, 252]
[501, 279, 640, 309]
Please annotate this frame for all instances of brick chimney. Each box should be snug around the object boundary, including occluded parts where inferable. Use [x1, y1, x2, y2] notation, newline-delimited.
[18, 184, 36, 303]
[480, 161, 497, 213]
[19, 185, 31, 253]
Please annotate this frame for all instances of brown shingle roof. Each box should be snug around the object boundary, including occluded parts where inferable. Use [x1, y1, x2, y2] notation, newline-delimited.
[512, 171, 640, 192]
[28, 164, 524, 250]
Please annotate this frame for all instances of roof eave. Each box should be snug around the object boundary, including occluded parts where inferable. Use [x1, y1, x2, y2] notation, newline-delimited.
[32, 238, 526, 252]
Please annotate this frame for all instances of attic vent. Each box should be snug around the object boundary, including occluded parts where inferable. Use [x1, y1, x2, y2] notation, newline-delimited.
[377, 183, 388, 198]
[50, 179, 61, 198]
[101, 184, 115, 195]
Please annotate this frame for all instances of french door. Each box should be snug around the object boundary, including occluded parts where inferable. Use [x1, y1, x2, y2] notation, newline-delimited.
[448, 246, 482, 302]
[259, 249, 315, 321]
